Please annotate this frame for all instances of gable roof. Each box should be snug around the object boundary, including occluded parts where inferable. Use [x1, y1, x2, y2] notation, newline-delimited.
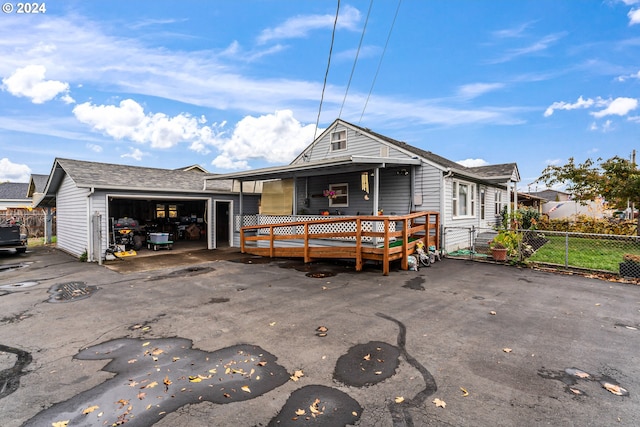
[27, 174, 49, 197]
[0, 182, 29, 200]
[296, 119, 519, 183]
[37, 158, 235, 207]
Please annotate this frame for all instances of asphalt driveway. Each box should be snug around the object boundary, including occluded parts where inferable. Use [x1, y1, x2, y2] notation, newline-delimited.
[0, 246, 639, 426]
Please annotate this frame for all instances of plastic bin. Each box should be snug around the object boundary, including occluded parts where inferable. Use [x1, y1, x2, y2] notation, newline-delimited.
[149, 232, 169, 243]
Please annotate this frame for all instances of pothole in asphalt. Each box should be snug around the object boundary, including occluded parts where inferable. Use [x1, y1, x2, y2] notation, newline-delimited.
[22, 338, 290, 427]
[0, 281, 39, 290]
[305, 271, 336, 278]
[230, 256, 273, 264]
[146, 266, 215, 281]
[333, 341, 401, 387]
[268, 385, 362, 426]
[402, 276, 425, 291]
[47, 282, 98, 303]
[0, 263, 30, 273]
[538, 367, 629, 397]
[0, 344, 32, 400]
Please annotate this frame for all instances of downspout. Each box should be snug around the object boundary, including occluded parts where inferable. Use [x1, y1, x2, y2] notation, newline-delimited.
[87, 186, 95, 263]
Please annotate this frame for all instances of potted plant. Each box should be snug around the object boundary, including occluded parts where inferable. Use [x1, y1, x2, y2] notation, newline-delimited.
[489, 230, 520, 261]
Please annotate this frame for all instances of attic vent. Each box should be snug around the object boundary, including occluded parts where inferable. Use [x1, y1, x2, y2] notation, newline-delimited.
[380, 146, 389, 157]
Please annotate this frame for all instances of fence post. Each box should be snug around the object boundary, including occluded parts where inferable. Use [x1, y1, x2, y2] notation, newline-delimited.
[564, 232, 569, 268]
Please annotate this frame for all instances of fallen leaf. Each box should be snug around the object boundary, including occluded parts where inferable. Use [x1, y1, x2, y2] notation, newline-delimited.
[223, 393, 231, 398]
[142, 342, 151, 347]
[257, 361, 267, 366]
[144, 381, 159, 389]
[574, 370, 590, 379]
[241, 385, 251, 393]
[352, 411, 358, 416]
[163, 376, 172, 386]
[489, 311, 497, 315]
[374, 371, 383, 375]
[115, 399, 129, 408]
[316, 326, 328, 333]
[151, 348, 164, 356]
[433, 398, 446, 408]
[290, 370, 304, 382]
[569, 388, 582, 395]
[269, 322, 276, 326]
[52, 421, 70, 427]
[394, 396, 404, 403]
[82, 405, 99, 415]
[309, 398, 322, 414]
[602, 382, 627, 396]
[295, 408, 306, 416]
[363, 354, 371, 361]
[188, 376, 202, 383]
[127, 359, 137, 364]
[460, 387, 469, 397]
[128, 381, 139, 387]
[503, 348, 512, 353]
[172, 357, 181, 362]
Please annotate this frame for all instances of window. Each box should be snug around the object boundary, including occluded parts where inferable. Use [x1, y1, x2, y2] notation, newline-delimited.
[480, 189, 486, 220]
[452, 180, 476, 218]
[330, 130, 347, 151]
[328, 183, 348, 207]
[156, 204, 166, 218]
[495, 190, 502, 215]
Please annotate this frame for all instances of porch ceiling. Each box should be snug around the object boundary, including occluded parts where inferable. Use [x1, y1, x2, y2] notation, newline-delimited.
[205, 156, 421, 182]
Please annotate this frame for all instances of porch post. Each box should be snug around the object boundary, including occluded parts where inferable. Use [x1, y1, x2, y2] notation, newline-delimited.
[506, 181, 512, 228]
[373, 167, 380, 215]
[239, 179, 244, 232]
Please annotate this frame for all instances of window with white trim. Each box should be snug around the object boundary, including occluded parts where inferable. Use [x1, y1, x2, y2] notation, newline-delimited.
[328, 183, 348, 207]
[330, 130, 347, 151]
[480, 189, 486, 220]
[452, 180, 476, 218]
[494, 190, 502, 215]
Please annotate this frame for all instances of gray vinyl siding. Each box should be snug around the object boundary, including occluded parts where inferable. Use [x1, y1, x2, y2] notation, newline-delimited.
[56, 174, 89, 257]
[303, 124, 414, 162]
[414, 163, 442, 213]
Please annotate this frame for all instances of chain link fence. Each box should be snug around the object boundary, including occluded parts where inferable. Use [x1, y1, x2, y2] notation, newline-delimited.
[443, 226, 640, 279]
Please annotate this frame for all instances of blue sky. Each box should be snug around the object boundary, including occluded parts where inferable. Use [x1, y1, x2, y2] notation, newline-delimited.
[1, 0, 639, 192]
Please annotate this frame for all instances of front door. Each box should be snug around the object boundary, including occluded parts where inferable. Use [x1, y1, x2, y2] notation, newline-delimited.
[215, 201, 231, 247]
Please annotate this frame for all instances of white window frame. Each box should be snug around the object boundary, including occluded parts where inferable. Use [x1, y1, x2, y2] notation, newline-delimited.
[452, 180, 476, 218]
[495, 189, 502, 215]
[480, 189, 486, 220]
[328, 183, 349, 207]
[330, 130, 347, 151]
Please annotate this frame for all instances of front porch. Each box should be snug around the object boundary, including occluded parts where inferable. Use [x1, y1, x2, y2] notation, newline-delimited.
[239, 211, 439, 275]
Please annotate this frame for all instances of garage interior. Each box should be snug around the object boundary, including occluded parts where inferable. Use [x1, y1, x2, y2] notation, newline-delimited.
[108, 198, 209, 255]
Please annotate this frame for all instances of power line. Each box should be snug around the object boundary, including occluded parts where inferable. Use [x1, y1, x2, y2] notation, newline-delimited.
[310, 0, 341, 157]
[339, 0, 374, 119]
[359, 0, 402, 124]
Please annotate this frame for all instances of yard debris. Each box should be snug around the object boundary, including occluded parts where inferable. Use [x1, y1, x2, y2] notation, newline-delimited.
[503, 348, 512, 353]
[460, 387, 469, 397]
[82, 405, 99, 415]
[432, 398, 446, 408]
[394, 396, 405, 403]
[489, 311, 497, 315]
[290, 369, 304, 382]
[602, 382, 628, 396]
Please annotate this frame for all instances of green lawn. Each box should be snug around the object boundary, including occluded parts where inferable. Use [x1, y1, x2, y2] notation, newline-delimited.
[527, 234, 640, 273]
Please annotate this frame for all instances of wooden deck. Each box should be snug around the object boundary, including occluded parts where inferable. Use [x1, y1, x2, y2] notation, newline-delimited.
[240, 212, 439, 275]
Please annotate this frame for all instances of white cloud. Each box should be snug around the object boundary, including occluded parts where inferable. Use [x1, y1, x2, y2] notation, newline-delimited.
[457, 158, 489, 167]
[0, 158, 32, 182]
[591, 97, 638, 118]
[2, 65, 70, 104]
[86, 143, 103, 153]
[257, 5, 361, 44]
[73, 99, 225, 150]
[628, 8, 640, 25]
[457, 83, 504, 99]
[211, 110, 317, 170]
[544, 96, 595, 117]
[121, 148, 146, 161]
[616, 70, 640, 81]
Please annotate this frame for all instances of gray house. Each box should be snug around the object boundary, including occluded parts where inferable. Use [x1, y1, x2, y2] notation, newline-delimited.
[37, 158, 260, 261]
[207, 118, 520, 254]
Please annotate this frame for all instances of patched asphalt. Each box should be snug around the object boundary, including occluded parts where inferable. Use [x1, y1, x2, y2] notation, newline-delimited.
[1, 246, 640, 426]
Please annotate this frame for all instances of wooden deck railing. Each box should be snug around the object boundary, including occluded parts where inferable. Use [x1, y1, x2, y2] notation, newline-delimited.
[240, 212, 439, 275]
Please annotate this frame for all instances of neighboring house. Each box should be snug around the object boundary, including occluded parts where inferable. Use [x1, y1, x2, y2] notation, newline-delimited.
[206, 118, 520, 253]
[528, 189, 571, 202]
[0, 182, 30, 212]
[36, 159, 261, 261]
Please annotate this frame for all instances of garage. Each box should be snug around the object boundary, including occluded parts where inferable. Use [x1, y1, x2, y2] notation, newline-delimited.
[108, 196, 210, 253]
[36, 158, 260, 262]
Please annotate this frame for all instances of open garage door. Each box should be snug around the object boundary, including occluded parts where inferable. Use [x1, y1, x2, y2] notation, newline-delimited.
[107, 196, 210, 255]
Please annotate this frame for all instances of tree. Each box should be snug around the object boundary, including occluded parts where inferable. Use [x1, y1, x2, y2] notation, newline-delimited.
[537, 155, 640, 229]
